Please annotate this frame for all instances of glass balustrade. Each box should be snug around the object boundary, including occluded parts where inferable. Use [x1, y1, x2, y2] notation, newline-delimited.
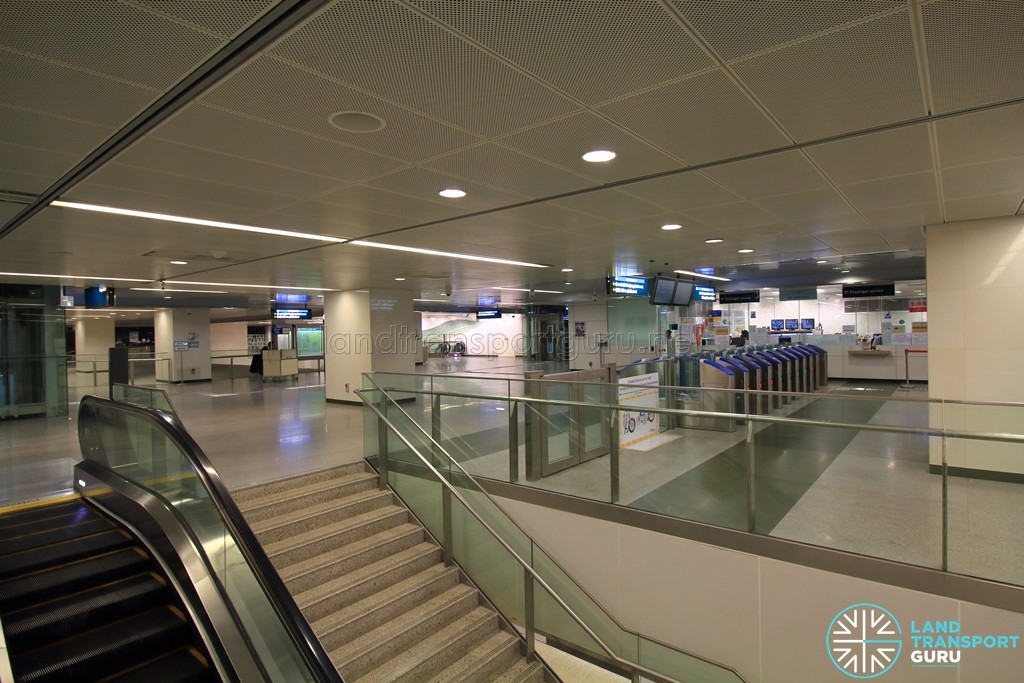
[364, 371, 1024, 587]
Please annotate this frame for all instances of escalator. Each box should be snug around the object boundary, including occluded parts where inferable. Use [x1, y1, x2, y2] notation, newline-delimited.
[0, 498, 215, 682]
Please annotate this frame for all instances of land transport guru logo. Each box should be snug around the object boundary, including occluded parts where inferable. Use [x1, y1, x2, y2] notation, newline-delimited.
[826, 602, 1020, 678]
[827, 603, 902, 678]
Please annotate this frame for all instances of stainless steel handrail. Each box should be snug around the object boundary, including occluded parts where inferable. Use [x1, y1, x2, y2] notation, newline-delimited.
[79, 395, 341, 683]
[369, 383, 1024, 446]
[358, 386, 747, 683]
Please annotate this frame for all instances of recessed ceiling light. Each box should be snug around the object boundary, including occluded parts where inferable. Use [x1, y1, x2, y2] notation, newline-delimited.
[661, 223, 682, 231]
[131, 287, 227, 294]
[895, 290, 902, 294]
[841, 270, 850, 273]
[438, 189, 466, 198]
[50, 200, 347, 243]
[737, 248, 754, 254]
[582, 150, 616, 162]
[349, 241, 548, 268]
[816, 260, 828, 264]
[169, 260, 188, 265]
[169, 281, 334, 291]
[673, 269, 731, 282]
[163, 296, 172, 299]
[394, 277, 405, 281]
[705, 238, 723, 244]
[328, 111, 385, 133]
[561, 268, 573, 272]
[495, 287, 563, 294]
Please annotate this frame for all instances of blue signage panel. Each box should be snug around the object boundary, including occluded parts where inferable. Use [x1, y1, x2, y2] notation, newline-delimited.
[273, 307, 312, 320]
[607, 275, 649, 297]
[275, 293, 309, 304]
[693, 285, 716, 301]
[476, 309, 502, 319]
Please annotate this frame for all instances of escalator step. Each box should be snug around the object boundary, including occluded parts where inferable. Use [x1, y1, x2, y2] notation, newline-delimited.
[99, 647, 216, 683]
[0, 501, 91, 533]
[11, 606, 193, 683]
[0, 547, 150, 612]
[3, 572, 170, 651]
[0, 517, 116, 556]
[0, 528, 132, 580]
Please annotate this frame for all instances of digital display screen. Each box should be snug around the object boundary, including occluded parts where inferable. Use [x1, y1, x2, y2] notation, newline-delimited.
[85, 286, 114, 309]
[476, 309, 501, 319]
[693, 285, 716, 302]
[719, 290, 760, 304]
[785, 319, 799, 330]
[273, 307, 312, 320]
[800, 318, 815, 330]
[672, 281, 693, 306]
[649, 277, 677, 305]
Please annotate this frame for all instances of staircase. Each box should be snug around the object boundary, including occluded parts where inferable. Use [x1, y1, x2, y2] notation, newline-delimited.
[233, 463, 547, 683]
[0, 499, 216, 682]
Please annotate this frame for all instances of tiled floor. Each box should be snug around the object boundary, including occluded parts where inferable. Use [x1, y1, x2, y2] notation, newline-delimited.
[2, 357, 1022, 590]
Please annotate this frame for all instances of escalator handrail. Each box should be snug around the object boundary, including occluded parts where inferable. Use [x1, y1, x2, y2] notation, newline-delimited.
[78, 395, 342, 683]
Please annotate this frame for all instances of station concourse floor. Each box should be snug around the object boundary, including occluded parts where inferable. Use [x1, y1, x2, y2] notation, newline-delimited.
[2, 355, 1022, 588]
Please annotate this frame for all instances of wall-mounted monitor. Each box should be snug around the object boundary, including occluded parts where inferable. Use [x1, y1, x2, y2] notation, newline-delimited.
[672, 281, 693, 306]
[649, 276, 677, 305]
[84, 286, 115, 308]
[785, 319, 799, 330]
[771, 319, 784, 331]
[800, 318, 815, 330]
[275, 292, 309, 305]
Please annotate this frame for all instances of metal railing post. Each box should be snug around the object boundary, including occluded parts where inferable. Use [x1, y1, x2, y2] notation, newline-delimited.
[746, 419, 756, 533]
[377, 415, 389, 491]
[523, 564, 535, 657]
[442, 485, 453, 566]
[610, 407, 620, 504]
[509, 400, 519, 482]
[941, 434, 948, 572]
[431, 393, 442, 465]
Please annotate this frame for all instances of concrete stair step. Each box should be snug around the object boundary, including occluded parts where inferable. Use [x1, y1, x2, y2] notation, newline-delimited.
[279, 523, 424, 596]
[231, 463, 368, 504]
[236, 471, 378, 522]
[250, 488, 395, 544]
[427, 629, 524, 683]
[336, 600, 495, 682]
[312, 563, 462, 648]
[295, 542, 442, 616]
[261, 505, 408, 567]
[493, 658, 547, 683]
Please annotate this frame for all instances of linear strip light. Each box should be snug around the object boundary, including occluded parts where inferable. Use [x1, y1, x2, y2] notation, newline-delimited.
[167, 280, 334, 291]
[673, 269, 732, 282]
[495, 287, 563, 294]
[130, 287, 228, 294]
[50, 201, 348, 243]
[349, 240, 549, 268]
[0, 271, 151, 282]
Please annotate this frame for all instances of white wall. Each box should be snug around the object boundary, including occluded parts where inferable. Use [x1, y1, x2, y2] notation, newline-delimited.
[497, 498, 1024, 683]
[369, 289, 418, 374]
[927, 216, 1024, 474]
[74, 317, 115, 357]
[568, 302, 608, 369]
[153, 308, 211, 382]
[210, 322, 248, 352]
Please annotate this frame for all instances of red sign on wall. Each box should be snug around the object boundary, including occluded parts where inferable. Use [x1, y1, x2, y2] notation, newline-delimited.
[909, 299, 927, 312]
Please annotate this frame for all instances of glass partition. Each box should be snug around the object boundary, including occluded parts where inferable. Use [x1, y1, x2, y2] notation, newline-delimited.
[77, 397, 323, 682]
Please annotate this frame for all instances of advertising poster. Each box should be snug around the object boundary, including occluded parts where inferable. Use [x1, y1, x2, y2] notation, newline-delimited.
[618, 373, 659, 448]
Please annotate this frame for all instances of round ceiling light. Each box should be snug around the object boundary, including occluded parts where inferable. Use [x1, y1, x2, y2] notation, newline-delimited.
[561, 267, 573, 272]
[394, 277, 406, 281]
[816, 260, 828, 264]
[328, 111, 385, 133]
[738, 248, 754, 254]
[705, 238, 723, 244]
[661, 223, 682, 231]
[170, 260, 188, 265]
[582, 150, 616, 162]
[439, 188, 466, 198]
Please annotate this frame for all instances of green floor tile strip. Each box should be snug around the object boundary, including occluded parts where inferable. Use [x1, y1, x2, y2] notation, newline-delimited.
[630, 396, 890, 534]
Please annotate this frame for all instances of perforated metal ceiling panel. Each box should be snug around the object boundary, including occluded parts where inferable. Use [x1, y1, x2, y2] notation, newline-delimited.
[940, 159, 1024, 199]
[124, 0, 282, 39]
[933, 103, 1024, 167]
[922, 0, 1024, 114]
[407, 0, 715, 104]
[944, 193, 1024, 223]
[755, 188, 857, 222]
[269, 0, 580, 137]
[702, 152, 830, 199]
[731, 10, 924, 141]
[806, 125, 935, 185]
[422, 143, 594, 198]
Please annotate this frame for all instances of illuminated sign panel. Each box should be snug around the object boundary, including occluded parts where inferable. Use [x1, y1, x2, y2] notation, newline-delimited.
[273, 307, 312, 320]
[607, 276, 649, 297]
[693, 285, 716, 302]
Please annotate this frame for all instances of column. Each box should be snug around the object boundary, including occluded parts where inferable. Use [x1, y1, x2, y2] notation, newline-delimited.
[154, 308, 212, 382]
[926, 215, 1024, 477]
